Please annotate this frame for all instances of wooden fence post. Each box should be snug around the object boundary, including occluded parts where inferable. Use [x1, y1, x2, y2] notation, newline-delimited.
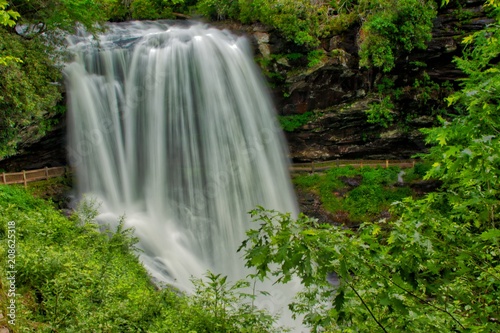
[23, 170, 27, 188]
[386, 160, 389, 168]
[45, 166, 49, 180]
[2, 172, 5, 185]
[311, 161, 315, 174]
[412, 160, 416, 168]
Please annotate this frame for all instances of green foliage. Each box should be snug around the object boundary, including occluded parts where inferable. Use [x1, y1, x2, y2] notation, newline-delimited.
[365, 96, 395, 128]
[306, 50, 326, 68]
[189, 272, 281, 332]
[241, 4, 500, 331]
[358, 0, 437, 72]
[259, 0, 332, 48]
[197, 0, 334, 48]
[0, 28, 62, 158]
[0, 186, 281, 332]
[401, 162, 432, 182]
[0, 0, 20, 65]
[0, 0, 112, 159]
[9, 0, 108, 35]
[421, 0, 500, 230]
[196, 0, 240, 20]
[197, 0, 438, 86]
[240, 204, 500, 332]
[278, 111, 316, 132]
[0, 0, 18, 27]
[130, 0, 180, 20]
[131, 0, 162, 19]
[294, 166, 414, 223]
[102, 0, 131, 21]
[365, 72, 454, 130]
[413, 71, 441, 104]
[105, 0, 196, 21]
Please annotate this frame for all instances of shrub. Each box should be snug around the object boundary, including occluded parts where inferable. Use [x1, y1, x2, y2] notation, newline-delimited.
[278, 111, 317, 132]
[0, 186, 281, 332]
[358, 0, 436, 72]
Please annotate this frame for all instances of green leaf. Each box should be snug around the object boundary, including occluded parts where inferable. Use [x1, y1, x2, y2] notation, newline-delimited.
[480, 229, 500, 241]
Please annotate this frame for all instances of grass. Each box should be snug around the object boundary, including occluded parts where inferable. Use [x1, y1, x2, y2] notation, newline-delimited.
[293, 165, 426, 225]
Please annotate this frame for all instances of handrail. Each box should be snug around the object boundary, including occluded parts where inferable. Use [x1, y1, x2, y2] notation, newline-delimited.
[290, 159, 417, 173]
[0, 159, 417, 187]
[1, 166, 68, 188]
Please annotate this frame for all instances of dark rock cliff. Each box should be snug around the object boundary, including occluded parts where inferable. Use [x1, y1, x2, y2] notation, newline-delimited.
[244, 0, 493, 162]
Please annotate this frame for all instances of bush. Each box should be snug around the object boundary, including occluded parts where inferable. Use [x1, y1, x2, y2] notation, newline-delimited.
[278, 111, 316, 132]
[131, 0, 175, 20]
[0, 29, 62, 158]
[0, 186, 281, 332]
[358, 0, 436, 72]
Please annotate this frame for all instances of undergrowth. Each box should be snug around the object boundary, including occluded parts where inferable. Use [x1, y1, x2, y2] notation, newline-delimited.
[293, 165, 429, 224]
[0, 185, 282, 332]
[278, 112, 317, 132]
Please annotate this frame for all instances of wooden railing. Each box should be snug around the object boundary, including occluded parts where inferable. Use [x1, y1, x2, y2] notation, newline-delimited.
[289, 159, 416, 173]
[1, 166, 68, 187]
[0, 159, 417, 187]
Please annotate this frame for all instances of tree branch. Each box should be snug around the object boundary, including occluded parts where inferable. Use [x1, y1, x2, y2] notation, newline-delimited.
[348, 282, 388, 333]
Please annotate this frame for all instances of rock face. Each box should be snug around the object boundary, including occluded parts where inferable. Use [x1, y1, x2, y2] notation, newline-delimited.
[241, 0, 492, 161]
[0, 2, 492, 169]
[0, 123, 67, 172]
[285, 99, 430, 162]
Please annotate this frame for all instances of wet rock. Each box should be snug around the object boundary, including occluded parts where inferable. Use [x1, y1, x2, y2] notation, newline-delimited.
[295, 187, 335, 224]
[340, 176, 362, 187]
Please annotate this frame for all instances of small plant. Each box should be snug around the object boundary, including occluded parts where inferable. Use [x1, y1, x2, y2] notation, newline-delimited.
[365, 96, 395, 128]
[190, 271, 281, 332]
[278, 111, 317, 132]
[307, 50, 326, 67]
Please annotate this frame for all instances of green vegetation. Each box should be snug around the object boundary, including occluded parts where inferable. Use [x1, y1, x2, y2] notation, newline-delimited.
[197, 0, 437, 67]
[365, 73, 454, 130]
[293, 166, 414, 224]
[22, 176, 72, 208]
[278, 111, 317, 132]
[1, 0, 500, 330]
[197, 0, 334, 48]
[0, 0, 109, 159]
[365, 96, 395, 128]
[0, 29, 63, 157]
[0, 0, 20, 65]
[196, 0, 436, 71]
[0, 0, 17, 27]
[357, 0, 436, 72]
[238, 2, 500, 331]
[0, 185, 281, 332]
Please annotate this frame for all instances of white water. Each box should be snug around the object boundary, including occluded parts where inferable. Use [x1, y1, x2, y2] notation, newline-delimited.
[65, 21, 302, 330]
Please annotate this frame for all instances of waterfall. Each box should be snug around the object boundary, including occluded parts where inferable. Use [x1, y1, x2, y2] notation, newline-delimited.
[65, 21, 301, 329]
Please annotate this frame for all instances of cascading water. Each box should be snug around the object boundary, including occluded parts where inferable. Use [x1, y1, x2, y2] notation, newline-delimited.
[65, 21, 302, 330]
